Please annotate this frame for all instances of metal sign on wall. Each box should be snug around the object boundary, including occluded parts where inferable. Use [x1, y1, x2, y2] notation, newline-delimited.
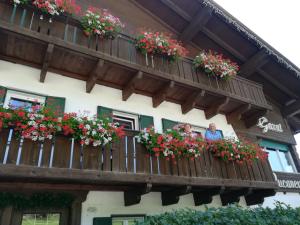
[275, 172, 300, 192]
[257, 117, 283, 133]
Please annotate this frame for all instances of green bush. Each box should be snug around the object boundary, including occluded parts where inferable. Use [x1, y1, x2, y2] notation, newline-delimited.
[136, 203, 300, 225]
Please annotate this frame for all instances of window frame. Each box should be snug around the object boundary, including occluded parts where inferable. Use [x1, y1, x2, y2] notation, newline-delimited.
[111, 214, 145, 225]
[112, 110, 139, 131]
[3, 89, 46, 109]
[264, 147, 297, 173]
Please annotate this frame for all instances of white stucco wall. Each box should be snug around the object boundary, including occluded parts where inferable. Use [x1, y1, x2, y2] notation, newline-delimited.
[81, 191, 247, 225]
[0, 60, 237, 136]
[262, 192, 300, 208]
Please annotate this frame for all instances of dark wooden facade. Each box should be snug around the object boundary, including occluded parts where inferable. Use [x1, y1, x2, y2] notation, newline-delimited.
[0, 1, 271, 126]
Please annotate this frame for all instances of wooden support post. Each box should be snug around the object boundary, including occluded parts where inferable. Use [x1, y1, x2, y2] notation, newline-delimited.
[122, 71, 143, 101]
[124, 183, 152, 206]
[70, 191, 88, 225]
[226, 103, 251, 124]
[205, 97, 230, 120]
[152, 81, 175, 108]
[192, 188, 220, 206]
[181, 90, 205, 114]
[244, 109, 268, 128]
[161, 185, 191, 206]
[1, 206, 13, 225]
[40, 43, 54, 83]
[86, 59, 109, 93]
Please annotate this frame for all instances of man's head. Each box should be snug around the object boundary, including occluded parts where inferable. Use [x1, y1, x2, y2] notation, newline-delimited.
[184, 123, 191, 133]
[209, 123, 216, 132]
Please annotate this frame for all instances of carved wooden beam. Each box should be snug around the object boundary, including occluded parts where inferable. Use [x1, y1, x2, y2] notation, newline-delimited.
[244, 109, 268, 128]
[181, 90, 205, 114]
[283, 99, 300, 118]
[205, 97, 230, 120]
[239, 50, 269, 78]
[220, 188, 250, 206]
[86, 59, 110, 93]
[258, 69, 298, 99]
[161, 185, 191, 206]
[245, 189, 276, 206]
[180, 7, 212, 42]
[122, 71, 143, 101]
[124, 183, 152, 206]
[160, 0, 191, 21]
[40, 43, 54, 82]
[226, 103, 251, 124]
[152, 81, 175, 108]
[192, 188, 220, 206]
[202, 27, 247, 61]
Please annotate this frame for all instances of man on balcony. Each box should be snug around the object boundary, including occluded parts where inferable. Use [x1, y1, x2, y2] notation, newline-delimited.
[205, 123, 222, 141]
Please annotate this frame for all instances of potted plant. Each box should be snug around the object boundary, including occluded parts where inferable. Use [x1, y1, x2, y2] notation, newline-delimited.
[193, 50, 239, 80]
[135, 31, 188, 64]
[81, 7, 124, 39]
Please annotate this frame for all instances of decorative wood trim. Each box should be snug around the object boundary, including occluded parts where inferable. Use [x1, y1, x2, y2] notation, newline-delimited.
[122, 71, 143, 101]
[124, 183, 152, 206]
[245, 189, 276, 206]
[181, 90, 205, 114]
[161, 185, 192, 206]
[86, 59, 109, 93]
[220, 188, 250, 206]
[240, 50, 269, 78]
[283, 99, 300, 118]
[192, 188, 220, 206]
[40, 43, 54, 83]
[258, 69, 298, 99]
[152, 81, 175, 108]
[226, 103, 251, 124]
[180, 7, 212, 42]
[205, 97, 230, 119]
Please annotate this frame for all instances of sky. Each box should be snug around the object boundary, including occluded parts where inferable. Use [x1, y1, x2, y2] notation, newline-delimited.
[213, 0, 300, 153]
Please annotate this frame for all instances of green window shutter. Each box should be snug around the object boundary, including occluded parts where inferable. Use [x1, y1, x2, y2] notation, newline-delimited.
[93, 217, 112, 225]
[162, 118, 178, 132]
[260, 139, 289, 152]
[97, 106, 113, 121]
[45, 96, 66, 117]
[139, 115, 154, 130]
[0, 86, 7, 107]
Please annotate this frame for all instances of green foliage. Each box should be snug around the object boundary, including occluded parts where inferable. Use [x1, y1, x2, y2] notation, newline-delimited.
[0, 192, 74, 210]
[136, 203, 300, 225]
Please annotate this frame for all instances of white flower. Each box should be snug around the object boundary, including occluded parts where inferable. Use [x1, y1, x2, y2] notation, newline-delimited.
[85, 124, 91, 130]
[85, 139, 90, 145]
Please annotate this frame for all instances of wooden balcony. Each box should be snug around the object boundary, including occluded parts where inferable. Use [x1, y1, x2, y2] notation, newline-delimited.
[0, 1, 271, 126]
[0, 128, 277, 206]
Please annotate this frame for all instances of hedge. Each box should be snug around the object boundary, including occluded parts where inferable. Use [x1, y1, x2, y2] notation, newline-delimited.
[136, 203, 300, 225]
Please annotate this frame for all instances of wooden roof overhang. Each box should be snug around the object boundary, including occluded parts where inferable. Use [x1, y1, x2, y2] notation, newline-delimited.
[0, 1, 271, 127]
[131, 0, 300, 133]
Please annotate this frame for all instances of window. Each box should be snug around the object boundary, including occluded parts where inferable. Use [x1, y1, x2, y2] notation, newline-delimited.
[112, 111, 139, 130]
[21, 213, 60, 225]
[112, 216, 144, 225]
[265, 147, 296, 173]
[4, 90, 46, 111]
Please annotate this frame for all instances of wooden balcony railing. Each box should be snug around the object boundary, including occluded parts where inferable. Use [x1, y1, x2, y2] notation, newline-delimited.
[0, 128, 277, 206]
[0, 1, 271, 115]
